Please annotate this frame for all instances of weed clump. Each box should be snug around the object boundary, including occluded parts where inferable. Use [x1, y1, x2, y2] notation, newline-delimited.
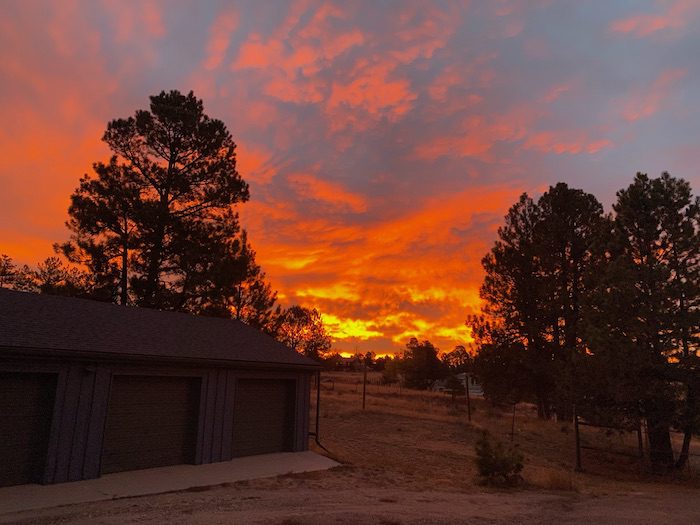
[474, 431, 524, 487]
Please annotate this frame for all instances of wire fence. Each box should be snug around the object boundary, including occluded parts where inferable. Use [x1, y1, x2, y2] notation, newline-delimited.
[575, 411, 700, 472]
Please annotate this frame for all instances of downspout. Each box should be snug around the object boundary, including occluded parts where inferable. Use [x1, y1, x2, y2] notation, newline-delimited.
[309, 369, 331, 454]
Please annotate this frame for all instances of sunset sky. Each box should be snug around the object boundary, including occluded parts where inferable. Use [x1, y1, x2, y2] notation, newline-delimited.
[2, 1, 700, 355]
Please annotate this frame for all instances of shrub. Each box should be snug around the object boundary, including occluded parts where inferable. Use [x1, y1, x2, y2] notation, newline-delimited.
[474, 431, 524, 486]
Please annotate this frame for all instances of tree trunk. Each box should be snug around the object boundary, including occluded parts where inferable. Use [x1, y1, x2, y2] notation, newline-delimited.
[120, 218, 129, 305]
[675, 429, 692, 470]
[120, 245, 128, 306]
[647, 418, 674, 471]
[536, 387, 551, 419]
[142, 204, 168, 307]
[676, 385, 696, 470]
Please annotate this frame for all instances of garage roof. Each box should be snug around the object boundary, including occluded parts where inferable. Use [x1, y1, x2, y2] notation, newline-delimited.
[0, 289, 318, 368]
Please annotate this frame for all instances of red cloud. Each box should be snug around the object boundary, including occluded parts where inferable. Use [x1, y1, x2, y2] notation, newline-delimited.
[622, 68, 687, 122]
[203, 8, 238, 70]
[524, 132, 613, 155]
[609, 0, 699, 37]
[102, 0, 166, 42]
[287, 174, 368, 213]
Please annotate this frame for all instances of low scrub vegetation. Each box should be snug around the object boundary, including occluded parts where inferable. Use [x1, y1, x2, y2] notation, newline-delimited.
[474, 431, 524, 487]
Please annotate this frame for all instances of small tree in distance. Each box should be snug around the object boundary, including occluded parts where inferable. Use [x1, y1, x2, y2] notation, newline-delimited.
[273, 305, 332, 360]
[400, 338, 444, 389]
[0, 254, 16, 288]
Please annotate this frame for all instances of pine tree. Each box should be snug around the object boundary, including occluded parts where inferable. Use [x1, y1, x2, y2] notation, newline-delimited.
[477, 186, 604, 418]
[583, 173, 699, 470]
[0, 254, 15, 288]
[57, 90, 277, 327]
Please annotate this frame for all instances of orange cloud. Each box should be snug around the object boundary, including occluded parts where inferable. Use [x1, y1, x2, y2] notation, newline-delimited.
[233, 34, 284, 70]
[321, 313, 384, 341]
[427, 57, 495, 104]
[326, 62, 417, 128]
[298, 283, 362, 302]
[4, 1, 699, 356]
[236, 143, 278, 185]
[241, 182, 520, 352]
[414, 108, 534, 160]
[415, 133, 494, 160]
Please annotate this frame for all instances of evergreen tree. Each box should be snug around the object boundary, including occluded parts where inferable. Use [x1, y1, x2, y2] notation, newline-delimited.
[199, 231, 279, 332]
[0, 254, 15, 288]
[57, 157, 140, 303]
[10, 257, 91, 297]
[57, 90, 277, 326]
[475, 185, 604, 418]
[469, 315, 532, 405]
[583, 173, 700, 470]
[535, 183, 605, 420]
[60, 90, 250, 310]
[400, 338, 444, 389]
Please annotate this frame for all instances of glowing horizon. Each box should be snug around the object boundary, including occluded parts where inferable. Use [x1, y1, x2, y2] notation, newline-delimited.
[2, 1, 700, 355]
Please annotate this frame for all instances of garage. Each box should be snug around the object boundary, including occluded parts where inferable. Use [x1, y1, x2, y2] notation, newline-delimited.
[0, 372, 57, 487]
[232, 379, 296, 457]
[0, 288, 318, 485]
[101, 375, 201, 474]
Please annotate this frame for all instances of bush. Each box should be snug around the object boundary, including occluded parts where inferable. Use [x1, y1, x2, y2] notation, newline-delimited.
[474, 431, 524, 486]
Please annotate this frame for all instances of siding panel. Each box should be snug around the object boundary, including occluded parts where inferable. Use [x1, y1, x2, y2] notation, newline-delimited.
[0, 372, 57, 487]
[232, 379, 295, 457]
[101, 375, 201, 474]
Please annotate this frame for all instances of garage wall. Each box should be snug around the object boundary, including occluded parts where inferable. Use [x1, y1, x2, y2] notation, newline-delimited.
[0, 372, 58, 487]
[197, 368, 312, 464]
[46, 365, 112, 483]
[0, 361, 112, 484]
[0, 356, 314, 486]
[101, 375, 202, 474]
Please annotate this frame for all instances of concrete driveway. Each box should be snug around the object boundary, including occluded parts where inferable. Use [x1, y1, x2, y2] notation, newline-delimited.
[0, 451, 339, 517]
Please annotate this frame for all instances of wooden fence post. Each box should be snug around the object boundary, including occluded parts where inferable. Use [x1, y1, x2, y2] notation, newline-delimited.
[465, 378, 472, 422]
[362, 360, 367, 410]
[574, 405, 582, 471]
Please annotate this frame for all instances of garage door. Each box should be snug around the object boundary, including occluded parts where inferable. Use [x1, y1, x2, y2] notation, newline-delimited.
[232, 379, 295, 457]
[101, 375, 201, 474]
[0, 372, 57, 487]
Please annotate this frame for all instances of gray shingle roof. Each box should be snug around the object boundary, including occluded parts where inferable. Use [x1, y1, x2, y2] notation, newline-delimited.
[0, 289, 317, 368]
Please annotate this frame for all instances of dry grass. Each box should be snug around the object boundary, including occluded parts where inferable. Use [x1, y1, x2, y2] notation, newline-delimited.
[313, 371, 700, 494]
[526, 467, 578, 492]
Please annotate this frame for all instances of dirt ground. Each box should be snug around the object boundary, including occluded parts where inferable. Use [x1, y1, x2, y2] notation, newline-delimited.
[6, 372, 700, 525]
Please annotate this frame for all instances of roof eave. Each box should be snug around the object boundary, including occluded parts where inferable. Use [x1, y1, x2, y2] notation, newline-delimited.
[0, 345, 321, 371]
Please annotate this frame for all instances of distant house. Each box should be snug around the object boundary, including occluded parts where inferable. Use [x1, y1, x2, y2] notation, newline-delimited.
[458, 372, 484, 397]
[0, 289, 319, 488]
[337, 355, 363, 371]
[430, 378, 449, 392]
[431, 373, 483, 396]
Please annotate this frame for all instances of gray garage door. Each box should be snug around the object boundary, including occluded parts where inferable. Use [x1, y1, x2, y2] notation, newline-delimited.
[101, 375, 201, 474]
[232, 379, 295, 457]
[0, 372, 57, 487]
